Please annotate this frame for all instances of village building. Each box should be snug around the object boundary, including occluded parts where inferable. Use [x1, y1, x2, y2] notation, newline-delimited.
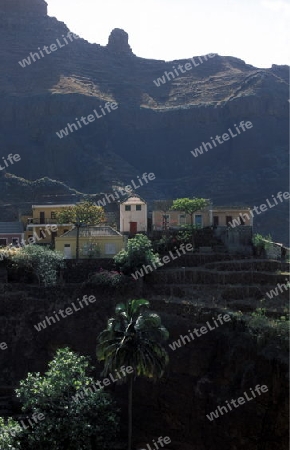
[22, 204, 75, 245]
[55, 226, 125, 259]
[120, 195, 147, 234]
[0, 222, 24, 247]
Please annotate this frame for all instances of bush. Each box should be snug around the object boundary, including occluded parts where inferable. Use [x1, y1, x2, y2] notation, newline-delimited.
[11, 245, 65, 286]
[0, 348, 119, 450]
[0, 417, 21, 450]
[87, 269, 125, 287]
[114, 234, 160, 275]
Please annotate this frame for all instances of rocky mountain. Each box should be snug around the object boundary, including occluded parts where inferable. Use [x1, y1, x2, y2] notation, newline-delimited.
[0, 0, 289, 243]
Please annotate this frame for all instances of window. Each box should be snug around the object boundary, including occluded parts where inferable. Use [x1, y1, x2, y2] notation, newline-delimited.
[125, 205, 131, 211]
[194, 214, 203, 227]
[105, 243, 116, 254]
[179, 214, 186, 225]
[51, 212, 56, 219]
[12, 238, 19, 245]
[136, 205, 142, 211]
[0, 238, 7, 247]
[226, 216, 232, 225]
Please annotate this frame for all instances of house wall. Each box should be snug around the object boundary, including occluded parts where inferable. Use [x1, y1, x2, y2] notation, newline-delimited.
[0, 233, 24, 246]
[30, 205, 75, 224]
[23, 205, 74, 244]
[152, 210, 211, 230]
[120, 200, 147, 233]
[212, 209, 252, 226]
[24, 225, 72, 245]
[55, 236, 125, 259]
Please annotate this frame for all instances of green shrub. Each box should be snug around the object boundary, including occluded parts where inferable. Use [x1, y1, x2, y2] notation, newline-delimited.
[2, 347, 119, 450]
[11, 245, 65, 286]
[88, 269, 125, 287]
[0, 417, 21, 449]
[114, 234, 160, 275]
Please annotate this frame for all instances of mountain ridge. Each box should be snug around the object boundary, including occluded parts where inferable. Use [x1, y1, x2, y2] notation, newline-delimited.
[0, 0, 288, 243]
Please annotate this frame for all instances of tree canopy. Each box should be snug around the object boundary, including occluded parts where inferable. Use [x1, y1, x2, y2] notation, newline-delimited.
[171, 197, 210, 225]
[1, 347, 119, 450]
[56, 201, 105, 226]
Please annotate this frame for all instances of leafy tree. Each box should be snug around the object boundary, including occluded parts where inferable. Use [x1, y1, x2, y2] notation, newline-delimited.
[55, 201, 105, 226]
[97, 299, 169, 450]
[171, 197, 210, 246]
[114, 234, 160, 275]
[153, 200, 173, 231]
[56, 201, 105, 260]
[0, 416, 22, 450]
[252, 233, 272, 257]
[10, 347, 119, 450]
[11, 245, 64, 286]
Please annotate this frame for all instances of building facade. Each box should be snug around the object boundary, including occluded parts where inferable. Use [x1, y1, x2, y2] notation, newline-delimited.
[55, 226, 125, 259]
[23, 204, 75, 245]
[152, 206, 252, 230]
[120, 195, 147, 234]
[0, 222, 24, 247]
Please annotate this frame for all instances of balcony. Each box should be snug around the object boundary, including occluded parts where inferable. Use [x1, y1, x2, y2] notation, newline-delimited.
[27, 218, 58, 225]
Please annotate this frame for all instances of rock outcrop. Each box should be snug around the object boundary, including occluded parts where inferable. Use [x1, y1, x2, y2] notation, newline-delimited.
[0, 0, 47, 15]
[107, 28, 133, 56]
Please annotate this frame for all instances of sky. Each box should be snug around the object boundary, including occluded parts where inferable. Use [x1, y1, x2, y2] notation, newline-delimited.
[45, 0, 289, 68]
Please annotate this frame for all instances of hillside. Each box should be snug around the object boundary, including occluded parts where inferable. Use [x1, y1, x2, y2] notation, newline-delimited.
[0, 0, 289, 243]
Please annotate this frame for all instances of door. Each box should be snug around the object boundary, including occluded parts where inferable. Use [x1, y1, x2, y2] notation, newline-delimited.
[213, 216, 219, 227]
[226, 216, 232, 226]
[64, 244, 72, 259]
[39, 212, 45, 224]
[129, 222, 137, 235]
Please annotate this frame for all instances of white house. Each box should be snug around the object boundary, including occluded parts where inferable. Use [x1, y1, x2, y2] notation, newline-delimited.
[120, 195, 147, 234]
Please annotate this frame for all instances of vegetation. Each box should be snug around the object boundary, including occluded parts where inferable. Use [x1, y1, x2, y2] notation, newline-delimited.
[154, 200, 173, 231]
[0, 348, 119, 450]
[230, 308, 289, 351]
[171, 197, 210, 246]
[11, 245, 64, 286]
[87, 269, 126, 287]
[171, 197, 210, 227]
[0, 417, 21, 450]
[55, 200, 105, 226]
[97, 299, 169, 450]
[114, 234, 160, 275]
[56, 200, 105, 260]
[252, 233, 272, 256]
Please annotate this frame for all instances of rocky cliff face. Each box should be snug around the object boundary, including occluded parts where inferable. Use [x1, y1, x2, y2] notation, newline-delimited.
[0, 0, 289, 243]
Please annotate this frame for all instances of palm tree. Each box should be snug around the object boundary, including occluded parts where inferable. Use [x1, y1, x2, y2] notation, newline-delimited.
[97, 299, 169, 450]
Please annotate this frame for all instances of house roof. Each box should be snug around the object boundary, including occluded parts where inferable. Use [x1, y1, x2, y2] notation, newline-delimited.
[120, 194, 147, 204]
[59, 226, 122, 238]
[32, 204, 77, 208]
[0, 222, 24, 234]
[212, 206, 251, 210]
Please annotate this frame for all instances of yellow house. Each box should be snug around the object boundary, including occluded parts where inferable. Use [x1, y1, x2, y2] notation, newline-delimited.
[55, 226, 125, 259]
[23, 204, 75, 245]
